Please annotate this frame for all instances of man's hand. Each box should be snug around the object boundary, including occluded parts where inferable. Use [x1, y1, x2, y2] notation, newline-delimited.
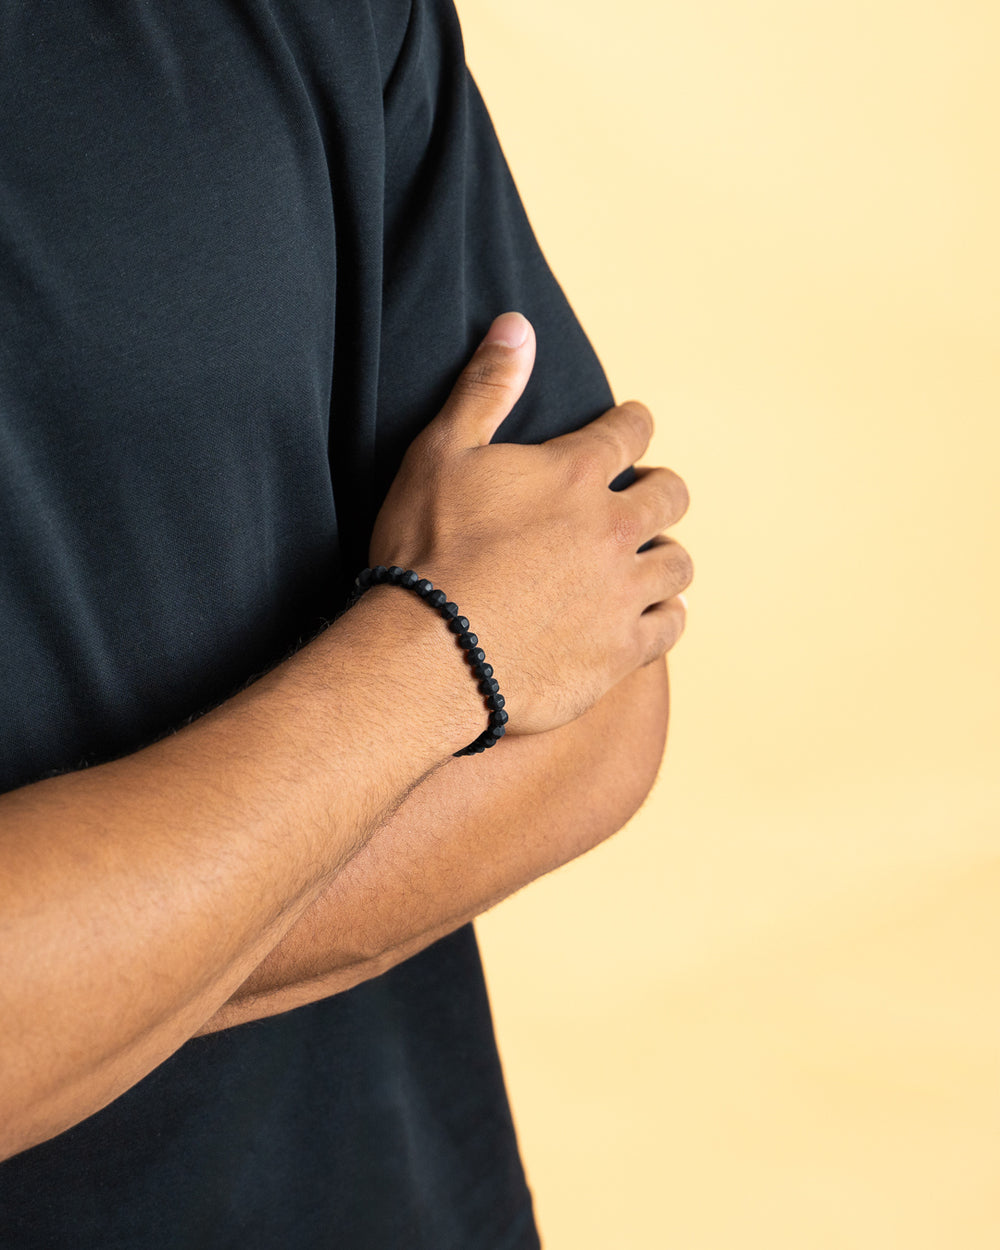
[369, 310, 692, 734]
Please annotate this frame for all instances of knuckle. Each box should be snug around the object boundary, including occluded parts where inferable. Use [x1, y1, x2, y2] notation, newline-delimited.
[563, 445, 604, 487]
[669, 470, 691, 518]
[679, 547, 695, 588]
[588, 428, 620, 463]
[651, 537, 693, 590]
[650, 466, 689, 518]
[456, 355, 512, 401]
[609, 508, 641, 550]
[618, 399, 654, 443]
[651, 608, 684, 658]
[665, 537, 695, 580]
[670, 544, 695, 592]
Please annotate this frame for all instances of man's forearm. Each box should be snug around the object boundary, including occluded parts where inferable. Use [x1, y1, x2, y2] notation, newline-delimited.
[0, 587, 485, 1162]
[199, 655, 671, 1034]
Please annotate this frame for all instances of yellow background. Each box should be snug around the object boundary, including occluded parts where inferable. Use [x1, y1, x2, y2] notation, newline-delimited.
[459, 2, 1000, 1246]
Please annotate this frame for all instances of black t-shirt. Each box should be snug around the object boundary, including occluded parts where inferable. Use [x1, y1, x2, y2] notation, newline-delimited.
[0, 2, 621, 1245]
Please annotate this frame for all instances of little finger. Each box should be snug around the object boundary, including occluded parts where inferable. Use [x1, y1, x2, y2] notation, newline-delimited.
[636, 594, 688, 663]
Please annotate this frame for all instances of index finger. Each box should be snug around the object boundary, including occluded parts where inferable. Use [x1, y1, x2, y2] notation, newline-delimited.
[545, 400, 655, 485]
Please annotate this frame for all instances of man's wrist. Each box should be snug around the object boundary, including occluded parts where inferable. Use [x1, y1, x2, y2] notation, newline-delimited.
[337, 582, 491, 761]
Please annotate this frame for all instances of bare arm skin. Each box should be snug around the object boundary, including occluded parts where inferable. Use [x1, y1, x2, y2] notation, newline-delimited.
[0, 587, 485, 1163]
[0, 315, 692, 1161]
[198, 654, 670, 1034]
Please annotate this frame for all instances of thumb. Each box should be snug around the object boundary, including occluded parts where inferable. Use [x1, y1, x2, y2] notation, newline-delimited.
[438, 311, 536, 448]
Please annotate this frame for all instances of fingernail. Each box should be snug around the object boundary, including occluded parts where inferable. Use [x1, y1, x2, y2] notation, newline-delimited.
[678, 593, 688, 610]
[482, 311, 529, 348]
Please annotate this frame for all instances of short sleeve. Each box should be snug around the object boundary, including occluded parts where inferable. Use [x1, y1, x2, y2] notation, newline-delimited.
[370, 0, 633, 511]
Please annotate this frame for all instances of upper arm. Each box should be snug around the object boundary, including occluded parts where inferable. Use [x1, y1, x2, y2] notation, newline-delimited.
[372, 0, 632, 509]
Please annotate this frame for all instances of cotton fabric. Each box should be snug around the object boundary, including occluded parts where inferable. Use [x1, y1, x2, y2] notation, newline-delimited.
[0, 2, 621, 1244]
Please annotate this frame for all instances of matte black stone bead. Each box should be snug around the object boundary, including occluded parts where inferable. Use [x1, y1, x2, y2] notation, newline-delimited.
[426, 589, 447, 609]
[478, 677, 500, 696]
[371, 565, 388, 582]
[357, 568, 373, 588]
[468, 647, 486, 665]
[441, 601, 459, 619]
[386, 565, 405, 583]
[457, 632, 478, 650]
[471, 661, 489, 680]
[414, 578, 434, 597]
[490, 708, 509, 726]
[489, 724, 506, 740]
[479, 663, 494, 680]
[400, 569, 420, 588]
[448, 616, 470, 634]
[487, 692, 506, 711]
[482, 735, 498, 749]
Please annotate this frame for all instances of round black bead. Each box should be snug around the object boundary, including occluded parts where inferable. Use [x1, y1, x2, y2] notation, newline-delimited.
[358, 565, 509, 760]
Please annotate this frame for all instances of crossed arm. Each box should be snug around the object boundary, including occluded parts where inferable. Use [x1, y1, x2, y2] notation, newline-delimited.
[0, 387, 675, 1160]
[198, 652, 670, 1034]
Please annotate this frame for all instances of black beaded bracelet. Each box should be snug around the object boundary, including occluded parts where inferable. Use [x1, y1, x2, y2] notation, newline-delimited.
[348, 565, 509, 757]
